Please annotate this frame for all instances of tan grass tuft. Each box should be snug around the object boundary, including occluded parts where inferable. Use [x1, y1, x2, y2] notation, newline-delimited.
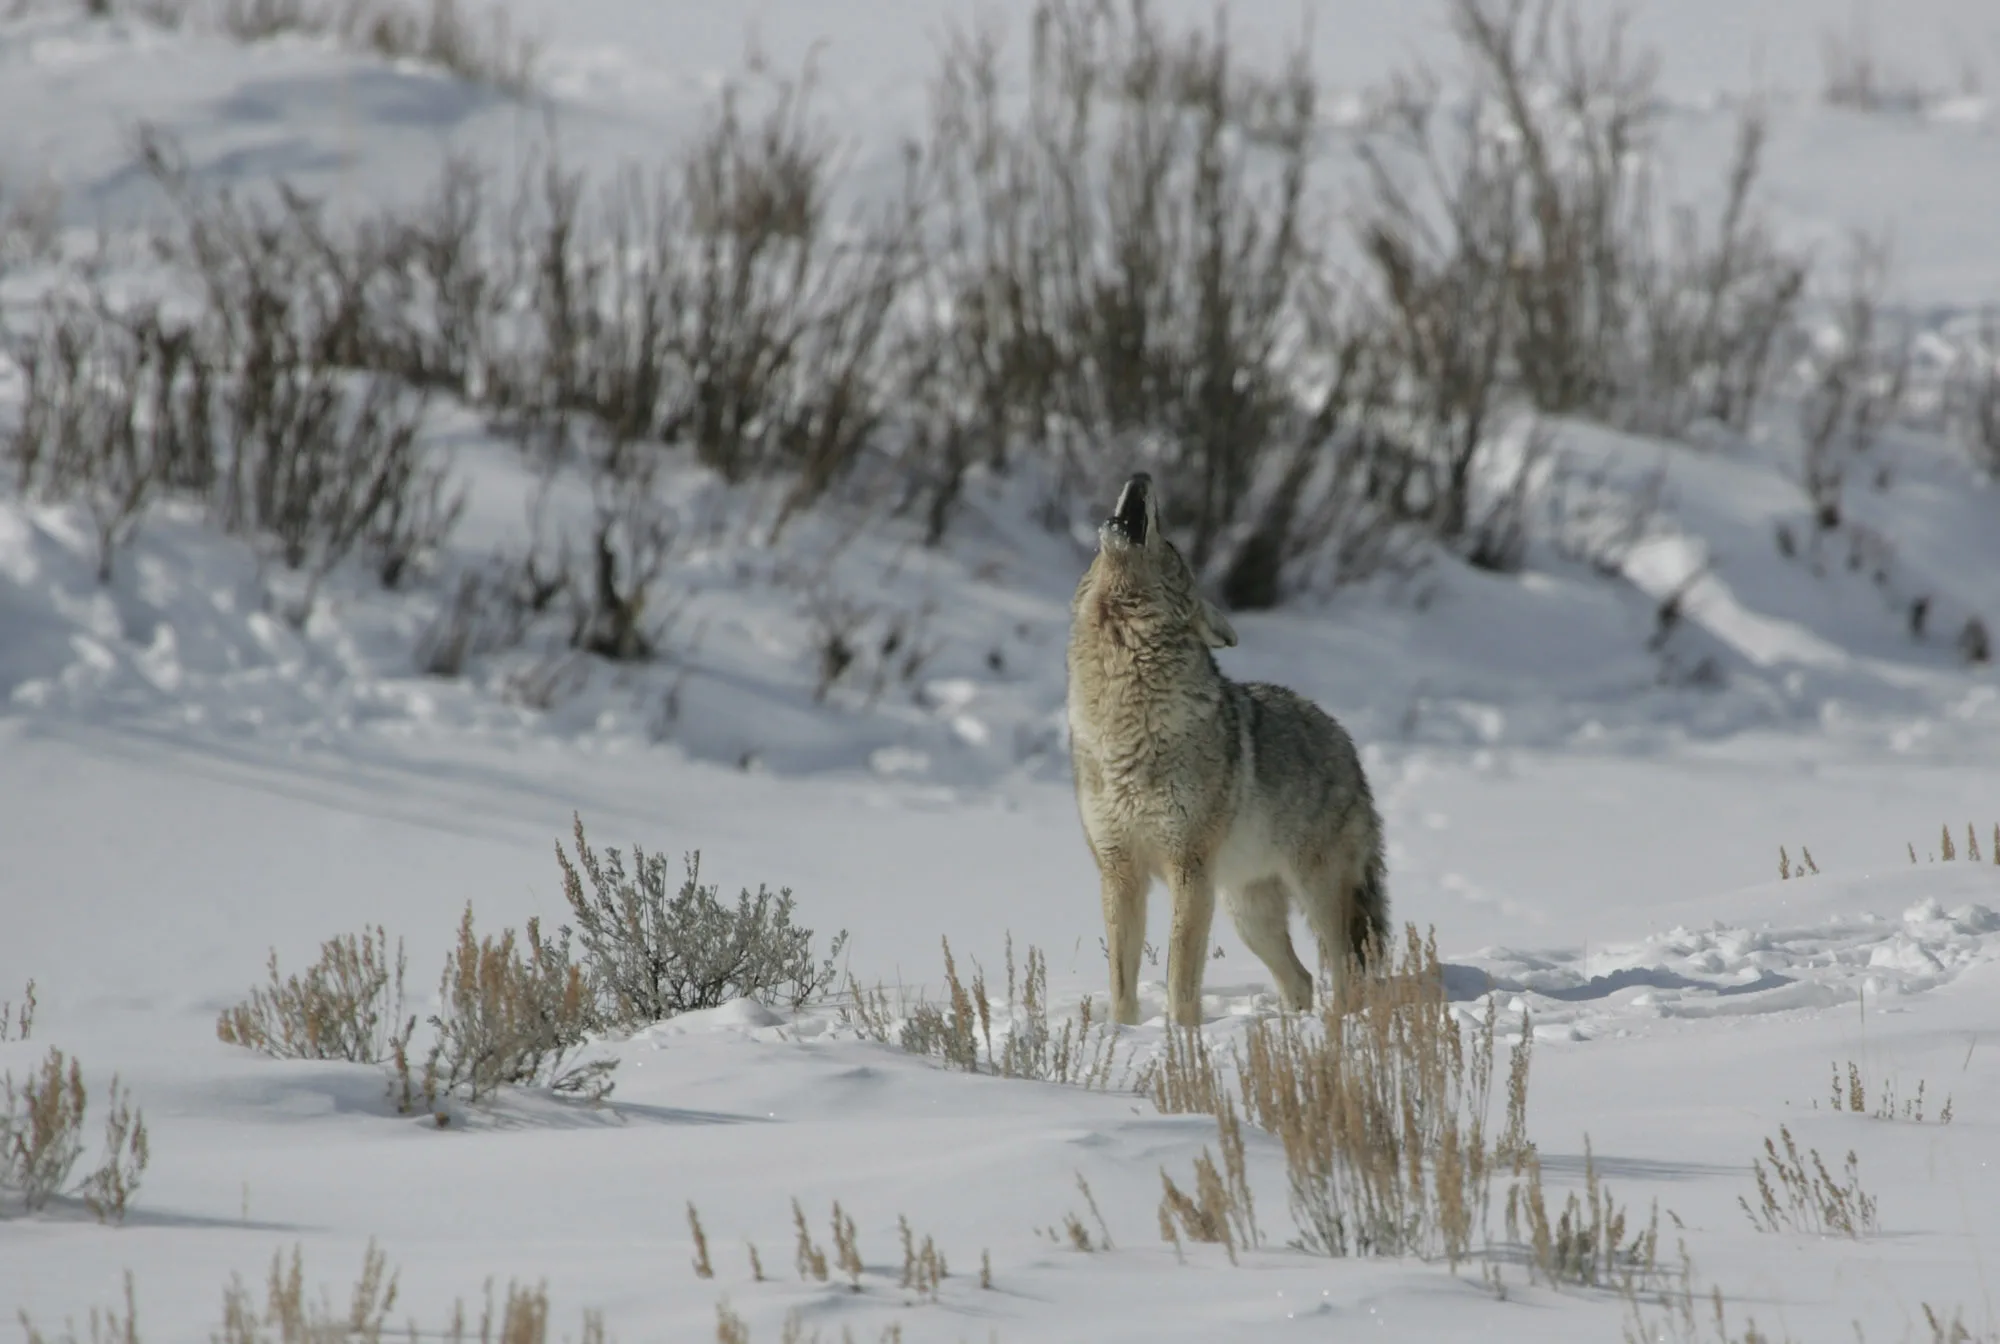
[217, 1241, 398, 1344]
[1825, 1060, 1950, 1123]
[893, 935, 1123, 1086]
[1235, 924, 1519, 1263]
[17, 1270, 139, 1344]
[2, 1047, 149, 1221]
[688, 1202, 714, 1279]
[217, 927, 413, 1065]
[792, 1198, 829, 1282]
[830, 1201, 864, 1290]
[1505, 1138, 1661, 1290]
[422, 905, 613, 1105]
[1738, 1124, 1878, 1237]
[1, 979, 35, 1043]
[1140, 1026, 1225, 1116]
[896, 1214, 948, 1301]
[1074, 1172, 1114, 1251]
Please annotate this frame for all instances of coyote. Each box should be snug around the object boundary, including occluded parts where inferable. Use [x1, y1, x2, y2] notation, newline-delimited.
[1066, 473, 1388, 1027]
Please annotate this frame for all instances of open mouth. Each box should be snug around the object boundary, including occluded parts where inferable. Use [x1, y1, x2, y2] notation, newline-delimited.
[1104, 473, 1151, 547]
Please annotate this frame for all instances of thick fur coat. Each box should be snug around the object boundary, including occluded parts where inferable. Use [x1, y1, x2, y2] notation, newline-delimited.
[1066, 473, 1388, 1026]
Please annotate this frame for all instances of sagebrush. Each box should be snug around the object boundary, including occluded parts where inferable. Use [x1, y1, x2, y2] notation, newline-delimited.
[217, 926, 415, 1064]
[555, 814, 847, 1026]
[1, 1047, 150, 1222]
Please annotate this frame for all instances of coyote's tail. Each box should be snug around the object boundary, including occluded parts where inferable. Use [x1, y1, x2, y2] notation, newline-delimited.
[1349, 850, 1390, 967]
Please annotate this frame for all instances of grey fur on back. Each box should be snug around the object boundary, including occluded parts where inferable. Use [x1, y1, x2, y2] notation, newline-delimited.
[1066, 472, 1388, 1026]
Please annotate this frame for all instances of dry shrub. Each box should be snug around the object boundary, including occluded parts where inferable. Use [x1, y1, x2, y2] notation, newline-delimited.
[217, 926, 415, 1065]
[17, 1272, 139, 1344]
[896, 1214, 948, 1301]
[3, 296, 210, 582]
[1137, 1024, 1226, 1116]
[1796, 234, 1907, 533]
[135, 135, 465, 613]
[1738, 1124, 1878, 1238]
[688, 1202, 715, 1280]
[891, 935, 1122, 1086]
[554, 815, 847, 1027]
[1506, 1139, 1661, 1290]
[23, 1244, 605, 1343]
[1912, 822, 1999, 866]
[423, 905, 613, 1104]
[1922, 1305, 2000, 1344]
[1157, 1095, 1260, 1264]
[1775, 845, 1819, 880]
[1, 1047, 150, 1222]
[1, 980, 34, 1043]
[1826, 1060, 1952, 1124]
[217, 1240, 400, 1344]
[491, 64, 922, 536]
[216, 0, 538, 95]
[830, 1200, 863, 1291]
[1235, 924, 1522, 1264]
[1365, 0, 1805, 455]
[791, 1198, 829, 1282]
[208, 1240, 603, 1344]
[5, 137, 466, 612]
[1055, 1172, 1115, 1254]
[917, 0, 1386, 600]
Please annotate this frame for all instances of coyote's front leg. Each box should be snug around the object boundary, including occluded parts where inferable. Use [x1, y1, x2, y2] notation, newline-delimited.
[1096, 845, 1148, 1026]
[1165, 860, 1216, 1028]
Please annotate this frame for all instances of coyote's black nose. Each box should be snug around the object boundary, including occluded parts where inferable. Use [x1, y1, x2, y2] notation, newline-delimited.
[1108, 473, 1151, 545]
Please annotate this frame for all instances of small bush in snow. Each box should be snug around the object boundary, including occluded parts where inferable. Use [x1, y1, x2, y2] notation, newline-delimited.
[217, 926, 416, 1066]
[1, 1047, 149, 1222]
[554, 815, 847, 1026]
[421, 904, 614, 1104]
[1738, 1124, 1878, 1239]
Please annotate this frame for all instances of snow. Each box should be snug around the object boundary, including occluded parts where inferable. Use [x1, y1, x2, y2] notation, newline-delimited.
[5, 0, 2000, 1340]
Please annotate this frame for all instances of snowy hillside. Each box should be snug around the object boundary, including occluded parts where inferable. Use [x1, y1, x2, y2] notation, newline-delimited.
[3, 0, 2000, 1340]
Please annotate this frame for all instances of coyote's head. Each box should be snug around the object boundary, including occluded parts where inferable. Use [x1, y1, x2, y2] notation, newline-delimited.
[1083, 473, 1237, 650]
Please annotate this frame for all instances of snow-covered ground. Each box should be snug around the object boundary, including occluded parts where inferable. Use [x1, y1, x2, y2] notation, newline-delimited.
[5, 1, 2000, 1340]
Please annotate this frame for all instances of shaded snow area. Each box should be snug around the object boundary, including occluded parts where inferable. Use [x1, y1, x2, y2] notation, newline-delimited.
[4, 0, 2000, 1341]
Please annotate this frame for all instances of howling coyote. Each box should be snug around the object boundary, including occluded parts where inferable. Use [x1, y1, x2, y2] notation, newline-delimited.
[1066, 473, 1388, 1026]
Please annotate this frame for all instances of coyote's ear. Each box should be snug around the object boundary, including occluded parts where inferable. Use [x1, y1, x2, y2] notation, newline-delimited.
[1196, 595, 1238, 649]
